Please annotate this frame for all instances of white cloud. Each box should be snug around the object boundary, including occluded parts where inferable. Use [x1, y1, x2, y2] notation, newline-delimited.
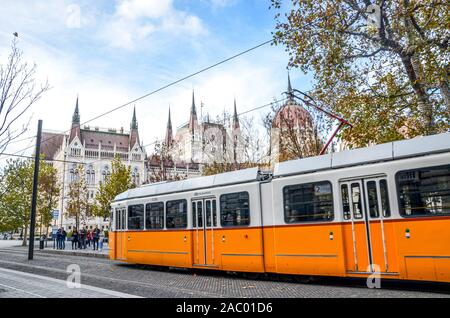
[100, 0, 207, 50]
[209, 0, 237, 8]
[0, 0, 313, 163]
[116, 0, 172, 20]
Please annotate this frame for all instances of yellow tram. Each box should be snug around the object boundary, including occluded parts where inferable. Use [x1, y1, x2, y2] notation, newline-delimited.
[110, 132, 450, 283]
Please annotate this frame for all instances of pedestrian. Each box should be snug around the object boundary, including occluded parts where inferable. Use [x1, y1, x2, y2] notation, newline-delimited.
[72, 228, 79, 250]
[56, 228, 62, 250]
[87, 230, 92, 247]
[61, 228, 67, 250]
[92, 226, 100, 250]
[52, 230, 57, 249]
[80, 227, 87, 249]
[99, 233, 104, 251]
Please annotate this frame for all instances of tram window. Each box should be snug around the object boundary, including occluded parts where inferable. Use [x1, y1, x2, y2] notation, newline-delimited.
[341, 184, 351, 220]
[192, 202, 196, 228]
[145, 203, 164, 230]
[121, 209, 126, 229]
[380, 179, 391, 217]
[128, 205, 144, 230]
[220, 192, 250, 227]
[166, 200, 187, 229]
[197, 202, 203, 227]
[284, 182, 333, 223]
[205, 200, 217, 227]
[206, 201, 211, 227]
[212, 200, 217, 227]
[110, 209, 114, 231]
[115, 209, 121, 230]
[367, 181, 379, 218]
[351, 183, 363, 219]
[397, 165, 450, 216]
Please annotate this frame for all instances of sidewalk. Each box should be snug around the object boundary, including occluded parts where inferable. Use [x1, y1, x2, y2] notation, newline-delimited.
[8, 240, 110, 259]
[0, 267, 140, 298]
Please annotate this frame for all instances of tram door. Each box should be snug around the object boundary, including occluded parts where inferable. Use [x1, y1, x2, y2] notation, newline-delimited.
[341, 177, 395, 273]
[192, 199, 218, 267]
[115, 208, 126, 260]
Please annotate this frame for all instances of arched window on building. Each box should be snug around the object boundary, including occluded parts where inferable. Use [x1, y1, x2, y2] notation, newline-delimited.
[86, 165, 95, 185]
[69, 164, 78, 183]
[102, 165, 111, 183]
[132, 167, 140, 186]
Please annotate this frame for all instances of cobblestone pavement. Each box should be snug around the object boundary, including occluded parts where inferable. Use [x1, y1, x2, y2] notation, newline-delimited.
[0, 267, 140, 298]
[0, 247, 448, 298]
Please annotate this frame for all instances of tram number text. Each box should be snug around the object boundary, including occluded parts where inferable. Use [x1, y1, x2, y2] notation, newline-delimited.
[220, 302, 272, 313]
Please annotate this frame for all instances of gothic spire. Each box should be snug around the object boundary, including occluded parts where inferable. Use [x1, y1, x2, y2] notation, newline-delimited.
[165, 107, 173, 146]
[167, 107, 172, 129]
[69, 95, 81, 143]
[191, 90, 197, 116]
[72, 96, 80, 123]
[131, 105, 138, 130]
[189, 90, 198, 134]
[233, 97, 240, 130]
[287, 72, 294, 101]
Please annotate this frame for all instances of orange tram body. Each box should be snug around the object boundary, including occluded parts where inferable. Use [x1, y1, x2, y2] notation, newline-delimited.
[110, 133, 450, 283]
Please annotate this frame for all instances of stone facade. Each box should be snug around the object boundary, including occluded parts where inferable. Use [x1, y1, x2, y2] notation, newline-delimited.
[163, 91, 243, 169]
[41, 98, 146, 232]
[270, 75, 318, 164]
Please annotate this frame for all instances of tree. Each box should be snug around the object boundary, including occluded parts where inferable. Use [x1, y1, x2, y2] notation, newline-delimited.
[271, 0, 449, 147]
[240, 116, 270, 166]
[0, 38, 50, 154]
[202, 115, 270, 176]
[92, 156, 133, 220]
[0, 158, 59, 245]
[66, 165, 90, 230]
[263, 99, 325, 163]
[148, 141, 185, 183]
[37, 162, 60, 236]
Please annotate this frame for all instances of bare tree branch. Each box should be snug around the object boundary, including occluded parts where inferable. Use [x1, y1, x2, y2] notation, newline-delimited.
[0, 38, 50, 154]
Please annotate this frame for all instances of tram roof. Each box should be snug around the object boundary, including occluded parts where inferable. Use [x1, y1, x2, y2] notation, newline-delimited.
[273, 131, 450, 177]
[114, 167, 260, 201]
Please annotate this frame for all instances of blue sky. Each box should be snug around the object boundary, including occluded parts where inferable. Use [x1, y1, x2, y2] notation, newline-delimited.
[0, 0, 314, 157]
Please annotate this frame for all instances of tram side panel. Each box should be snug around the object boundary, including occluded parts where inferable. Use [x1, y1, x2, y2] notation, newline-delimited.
[392, 217, 450, 282]
[260, 182, 277, 273]
[268, 176, 346, 277]
[215, 183, 265, 273]
[125, 196, 192, 268]
[126, 230, 192, 268]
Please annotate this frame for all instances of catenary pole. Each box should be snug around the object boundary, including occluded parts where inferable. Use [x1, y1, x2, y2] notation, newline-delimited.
[28, 120, 43, 260]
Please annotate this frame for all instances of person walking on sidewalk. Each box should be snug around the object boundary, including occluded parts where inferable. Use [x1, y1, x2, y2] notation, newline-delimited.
[53, 230, 57, 249]
[61, 228, 67, 250]
[56, 228, 62, 250]
[92, 226, 100, 250]
[80, 227, 87, 249]
[87, 230, 92, 248]
[72, 228, 79, 250]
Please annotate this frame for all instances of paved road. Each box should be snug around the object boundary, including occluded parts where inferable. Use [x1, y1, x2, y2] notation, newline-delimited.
[0, 246, 448, 298]
[0, 267, 140, 298]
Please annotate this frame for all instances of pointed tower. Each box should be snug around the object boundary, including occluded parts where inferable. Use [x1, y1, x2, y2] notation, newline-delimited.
[165, 107, 173, 146]
[232, 98, 240, 130]
[130, 105, 140, 148]
[287, 72, 294, 101]
[189, 90, 198, 134]
[69, 96, 81, 144]
[231, 98, 241, 164]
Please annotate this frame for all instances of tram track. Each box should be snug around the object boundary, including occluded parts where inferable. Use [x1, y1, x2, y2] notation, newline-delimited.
[1, 247, 449, 297]
[0, 253, 227, 298]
